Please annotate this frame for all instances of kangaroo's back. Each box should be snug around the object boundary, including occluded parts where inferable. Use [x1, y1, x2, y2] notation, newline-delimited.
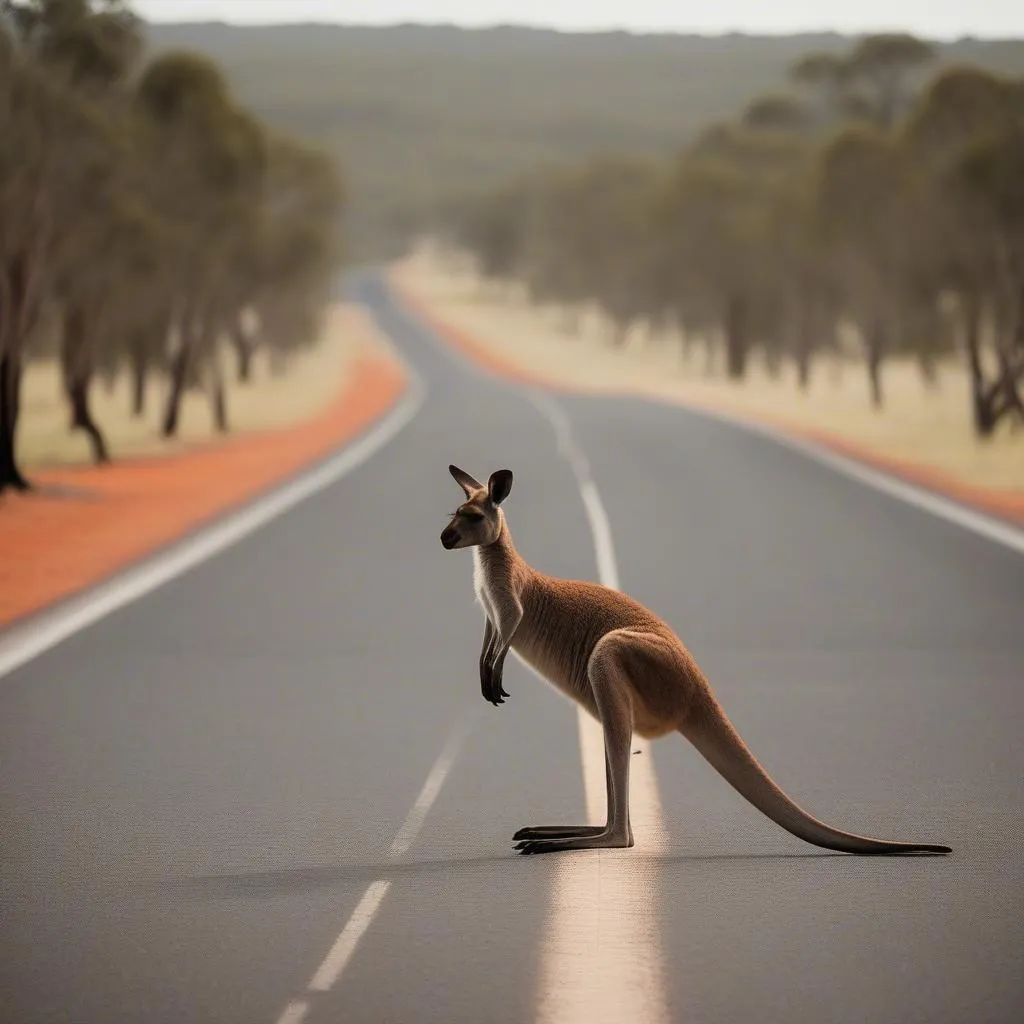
[512, 572, 673, 706]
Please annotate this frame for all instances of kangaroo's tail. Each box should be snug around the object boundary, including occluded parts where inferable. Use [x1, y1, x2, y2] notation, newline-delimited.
[680, 700, 951, 855]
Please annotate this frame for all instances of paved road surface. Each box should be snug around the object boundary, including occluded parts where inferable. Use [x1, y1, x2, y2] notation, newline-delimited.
[2, 271, 1022, 1024]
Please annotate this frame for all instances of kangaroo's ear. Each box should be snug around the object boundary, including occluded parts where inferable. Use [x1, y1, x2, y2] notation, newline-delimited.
[488, 469, 514, 506]
[449, 464, 483, 497]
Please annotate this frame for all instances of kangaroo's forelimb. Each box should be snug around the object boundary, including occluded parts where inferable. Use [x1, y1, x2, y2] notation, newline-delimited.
[479, 618, 500, 703]
[481, 599, 521, 707]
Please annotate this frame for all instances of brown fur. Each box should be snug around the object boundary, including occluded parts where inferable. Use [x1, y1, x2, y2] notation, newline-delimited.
[441, 464, 952, 857]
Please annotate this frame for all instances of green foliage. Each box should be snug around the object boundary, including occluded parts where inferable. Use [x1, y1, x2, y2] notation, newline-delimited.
[0, 1, 347, 485]
[440, 32, 1024, 428]
[139, 22, 1024, 261]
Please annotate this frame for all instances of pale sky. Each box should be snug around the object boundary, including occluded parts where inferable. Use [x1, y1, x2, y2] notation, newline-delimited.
[134, 2, 1023, 40]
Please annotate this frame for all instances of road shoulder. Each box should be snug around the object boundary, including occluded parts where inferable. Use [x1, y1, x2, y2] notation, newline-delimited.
[391, 273, 1024, 530]
[0, 307, 409, 630]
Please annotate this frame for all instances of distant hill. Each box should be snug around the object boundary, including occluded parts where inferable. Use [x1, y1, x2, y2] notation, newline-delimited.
[141, 22, 1024, 260]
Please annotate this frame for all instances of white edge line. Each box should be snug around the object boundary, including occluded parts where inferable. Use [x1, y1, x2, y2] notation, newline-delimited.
[701, 404, 1024, 557]
[0, 364, 426, 682]
[391, 286, 1024, 559]
[557, 387, 1024, 560]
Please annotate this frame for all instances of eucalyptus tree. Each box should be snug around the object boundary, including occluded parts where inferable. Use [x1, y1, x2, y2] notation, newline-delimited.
[245, 132, 346, 376]
[1, 0, 142, 484]
[813, 125, 930, 407]
[844, 33, 936, 130]
[135, 51, 268, 437]
[902, 66, 1024, 434]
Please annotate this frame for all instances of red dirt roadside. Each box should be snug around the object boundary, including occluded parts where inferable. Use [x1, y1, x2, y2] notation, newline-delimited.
[396, 286, 1024, 528]
[0, 352, 406, 629]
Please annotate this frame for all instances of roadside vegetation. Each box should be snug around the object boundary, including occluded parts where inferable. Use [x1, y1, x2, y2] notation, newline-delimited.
[0, 0, 345, 492]
[432, 34, 1024, 444]
[142, 22, 1024, 264]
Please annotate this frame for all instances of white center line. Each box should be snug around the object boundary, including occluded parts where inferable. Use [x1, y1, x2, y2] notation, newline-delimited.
[526, 391, 671, 1024]
[273, 715, 472, 1024]
[308, 880, 392, 993]
[275, 999, 311, 1024]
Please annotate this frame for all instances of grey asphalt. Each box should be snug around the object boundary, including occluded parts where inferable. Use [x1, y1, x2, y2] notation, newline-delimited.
[1, 270, 1022, 1024]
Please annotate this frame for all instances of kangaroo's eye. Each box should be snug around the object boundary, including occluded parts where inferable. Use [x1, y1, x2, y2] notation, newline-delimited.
[461, 509, 484, 522]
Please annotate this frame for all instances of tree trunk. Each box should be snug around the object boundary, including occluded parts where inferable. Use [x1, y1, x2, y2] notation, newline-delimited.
[210, 364, 228, 433]
[916, 351, 939, 390]
[865, 330, 884, 409]
[131, 344, 148, 419]
[231, 321, 253, 383]
[703, 331, 717, 377]
[993, 349, 1024, 431]
[794, 304, 814, 392]
[0, 351, 30, 492]
[763, 341, 783, 380]
[794, 354, 811, 389]
[61, 306, 110, 465]
[962, 294, 998, 438]
[67, 377, 110, 464]
[1, 251, 32, 492]
[162, 343, 191, 438]
[677, 318, 694, 364]
[724, 297, 748, 380]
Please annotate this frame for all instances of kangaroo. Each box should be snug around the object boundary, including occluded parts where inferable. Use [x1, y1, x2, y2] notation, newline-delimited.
[440, 463, 952, 857]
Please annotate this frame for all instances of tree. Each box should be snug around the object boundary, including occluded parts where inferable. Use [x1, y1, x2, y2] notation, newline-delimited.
[902, 66, 1024, 435]
[135, 51, 268, 437]
[1, 11, 122, 486]
[741, 93, 811, 134]
[788, 51, 851, 128]
[1, 0, 152, 478]
[844, 33, 935, 129]
[946, 131, 1024, 432]
[814, 126, 929, 407]
[246, 132, 345, 375]
[437, 38, 1021, 434]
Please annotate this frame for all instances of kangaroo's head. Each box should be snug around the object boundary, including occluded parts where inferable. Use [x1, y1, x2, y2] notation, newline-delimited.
[440, 464, 513, 550]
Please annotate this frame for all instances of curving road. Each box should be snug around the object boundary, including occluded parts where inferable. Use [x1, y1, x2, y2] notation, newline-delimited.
[1, 271, 1022, 1024]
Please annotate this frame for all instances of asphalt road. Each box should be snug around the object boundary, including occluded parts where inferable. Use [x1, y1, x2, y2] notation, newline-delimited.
[1, 271, 1022, 1024]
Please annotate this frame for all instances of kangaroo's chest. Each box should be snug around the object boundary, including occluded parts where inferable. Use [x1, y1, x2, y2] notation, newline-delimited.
[472, 549, 495, 616]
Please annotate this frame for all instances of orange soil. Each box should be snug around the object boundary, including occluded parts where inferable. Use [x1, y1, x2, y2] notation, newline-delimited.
[0, 353, 406, 628]
[397, 286, 1024, 528]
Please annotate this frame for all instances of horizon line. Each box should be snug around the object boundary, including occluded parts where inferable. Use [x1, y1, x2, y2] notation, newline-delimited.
[138, 19, 1022, 44]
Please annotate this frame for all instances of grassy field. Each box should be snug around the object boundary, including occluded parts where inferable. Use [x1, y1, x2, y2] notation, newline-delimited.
[18, 302, 378, 470]
[392, 248, 1024, 494]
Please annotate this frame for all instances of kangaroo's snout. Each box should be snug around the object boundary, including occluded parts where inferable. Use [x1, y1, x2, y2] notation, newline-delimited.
[440, 525, 460, 549]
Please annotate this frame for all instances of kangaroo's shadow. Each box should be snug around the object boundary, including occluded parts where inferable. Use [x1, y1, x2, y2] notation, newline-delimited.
[154, 847, 857, 901]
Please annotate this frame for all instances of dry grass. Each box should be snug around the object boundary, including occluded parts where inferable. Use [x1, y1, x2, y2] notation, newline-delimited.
[391, 248, 1024, 494]
[18, 302, 379, 470]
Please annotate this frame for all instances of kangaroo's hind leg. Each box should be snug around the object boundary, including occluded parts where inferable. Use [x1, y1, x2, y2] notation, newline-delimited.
[513, 747, 634, 845]
[516, 631, 637, 854]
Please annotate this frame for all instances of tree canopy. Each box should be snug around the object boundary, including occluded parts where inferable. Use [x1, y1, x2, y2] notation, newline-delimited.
[435, 34, 1024, 435]
[0, 0, 346, 489]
